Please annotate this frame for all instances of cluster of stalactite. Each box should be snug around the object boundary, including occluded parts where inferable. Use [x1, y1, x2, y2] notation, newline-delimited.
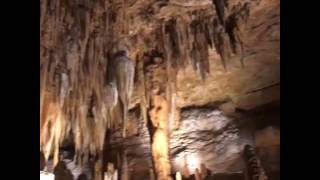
[40, 0, 254, 178]
[243, 145, 268, 180]
[40, 0, 133, 168]
[135, 1, 253, 129]
[142, 2, 251, 81]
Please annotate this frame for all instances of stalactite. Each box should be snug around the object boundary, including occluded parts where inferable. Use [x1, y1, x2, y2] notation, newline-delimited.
[123, 0, 129, 34]
[40, 0, 126, 169]
[137, 54, 149, 124]
[160, 13, 213, 80]
[167, 86, 177, 131]
[154, 6, 248, 80]
[110, 50, 135, 137]
[40, 0, 141, 170]
[175, 17, 188, 69]
[40, 98, 65, 168]
[40, 61, 49, 130]
[59, 73, 69, 107]
[213, 19, 228, 70]
[213, 0, 226, 26]
[204, 17, 215, 49]
[225, 2, 250, 67]
[104, 82, 118, 128]
[193, 18, 210, 80]
[40, 0, 255, 176]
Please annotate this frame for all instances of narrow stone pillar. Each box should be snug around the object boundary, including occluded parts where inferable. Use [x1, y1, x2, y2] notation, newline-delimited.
[94, 151, 104, 180]
[121, 150, 129, 180]
[175, 172, 182, 180]
[195, 168, 201, 180]
[150, 95, 171, 180]
[146, 55, 172, 180]
[243, 145, 268, 180]
[94, 158, 103, 180]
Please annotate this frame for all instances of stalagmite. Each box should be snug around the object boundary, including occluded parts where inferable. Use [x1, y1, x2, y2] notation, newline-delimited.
[94, 156, 103, 180]
[146, 54, 172, 180]
[243, 145, 268, 180]
[182, 155, 190, 178]
[200, 163, 208, 179]
[176, 172, 182, 180]
[195, 168, 201, 180]
[150, 95, 171, 180]
[121, 150, 129, 180]
[104, 163, 118, 180]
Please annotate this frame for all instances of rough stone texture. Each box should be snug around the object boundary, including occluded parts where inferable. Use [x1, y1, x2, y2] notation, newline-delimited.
[44, 156, 92, 180]
[63, 159, 92, 180]
[54, 102, 280, 179]
[108, 110, 154, 180]
[126, 0, 280, 111]
[175, 47, 280, 109]
[108, 103, 279, 179]
[175, 0, 280, 109]
[255, 126, 280, 148]
[170, 108, 249, 174]
[255, 127, 280, 180]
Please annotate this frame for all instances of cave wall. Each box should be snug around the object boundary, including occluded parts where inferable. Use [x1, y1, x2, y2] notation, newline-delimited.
[106, 103, 280, 180]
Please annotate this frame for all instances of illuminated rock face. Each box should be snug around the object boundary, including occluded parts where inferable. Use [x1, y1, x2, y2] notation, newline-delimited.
[170, 108, 248, 174]
[40, 171, 55, 180]
[107, 103, 279, 179]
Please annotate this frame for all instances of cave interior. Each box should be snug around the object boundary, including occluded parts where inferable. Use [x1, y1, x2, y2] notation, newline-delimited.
[40, 0, 280, 180]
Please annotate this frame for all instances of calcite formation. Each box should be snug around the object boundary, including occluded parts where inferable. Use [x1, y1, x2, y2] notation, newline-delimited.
[40, 0, 279, 179]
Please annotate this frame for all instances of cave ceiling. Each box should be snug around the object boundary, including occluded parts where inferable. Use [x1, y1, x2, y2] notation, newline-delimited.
[126, 0, 280, 110]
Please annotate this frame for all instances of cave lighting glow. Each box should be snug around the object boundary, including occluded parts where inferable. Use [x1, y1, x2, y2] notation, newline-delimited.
[40, 171, 54, 180]
[186, 154, 201, 171]
[175, 153, 202, 174]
